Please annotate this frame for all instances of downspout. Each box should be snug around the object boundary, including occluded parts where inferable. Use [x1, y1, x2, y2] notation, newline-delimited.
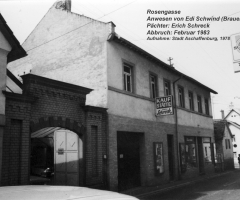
[173, 75, 182, 180]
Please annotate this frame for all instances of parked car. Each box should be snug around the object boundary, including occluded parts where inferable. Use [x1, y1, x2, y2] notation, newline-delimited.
[0, 185, 139, 200]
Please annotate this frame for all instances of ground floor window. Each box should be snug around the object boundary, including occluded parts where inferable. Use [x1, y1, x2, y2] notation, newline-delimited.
[185, 137, 197, 169]
[179, 137, 197, 173]
[180, 136, 215, 173]
[153, 142, 164, 175]
[203, 137, 213, 164]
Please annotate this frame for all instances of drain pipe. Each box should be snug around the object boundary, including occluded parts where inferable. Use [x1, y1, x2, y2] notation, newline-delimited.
[173, 75, 182, 180]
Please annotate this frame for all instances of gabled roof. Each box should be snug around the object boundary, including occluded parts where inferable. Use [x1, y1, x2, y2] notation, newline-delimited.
[108, 33, 217, 94]
[228, 120, 240, 130]
[214, 120, 233, 140]
[224, 109, 240, 119]
[0, 14, 27, 63]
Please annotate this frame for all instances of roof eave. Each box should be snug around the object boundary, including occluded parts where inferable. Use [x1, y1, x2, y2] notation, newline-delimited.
[0, 14, 27, 63]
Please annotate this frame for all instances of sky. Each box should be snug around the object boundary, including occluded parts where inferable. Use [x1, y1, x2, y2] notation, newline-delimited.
[1, 0, 240, 119]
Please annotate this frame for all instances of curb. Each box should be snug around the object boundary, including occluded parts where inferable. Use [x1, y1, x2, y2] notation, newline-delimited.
[133, 170, 234, 198]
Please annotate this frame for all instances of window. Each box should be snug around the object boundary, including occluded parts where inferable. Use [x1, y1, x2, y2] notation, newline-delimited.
[150, 74, 157, 98]
[178, 86, 185, 108]
[225, 139, 231, 149]
[188, 91, 194, 111]
[203, 137, 212, 163]
[184, 137, 197, 169]
[153, 142, 164, 175]
[197, 95, 202, 113]
[205, 98, 209, 115]
[164, 80, 171, 96]
[123, 63, 133, 92]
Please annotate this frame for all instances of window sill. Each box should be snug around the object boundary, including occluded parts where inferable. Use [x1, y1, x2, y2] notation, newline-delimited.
[177, 106, 213, 118]
[108, 86, 155, 102]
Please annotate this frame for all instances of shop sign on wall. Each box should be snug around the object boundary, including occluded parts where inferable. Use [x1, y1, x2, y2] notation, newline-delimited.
[156, 95, 174, 116]
[231, 33, 240, 73]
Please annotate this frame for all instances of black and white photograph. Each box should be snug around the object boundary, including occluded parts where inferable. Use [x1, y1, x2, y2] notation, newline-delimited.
[1, 0, 240, 199]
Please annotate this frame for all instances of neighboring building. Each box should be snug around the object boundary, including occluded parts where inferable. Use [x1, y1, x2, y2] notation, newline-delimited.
[1, 12, 107, 188]
[225, 109, 240, 124]
[224, 109, 240, 165]
[7, 1, 217, 191]
[0, 13, 27, 185]
[227, 121, 240, 164]
[214, 120, 234, 171]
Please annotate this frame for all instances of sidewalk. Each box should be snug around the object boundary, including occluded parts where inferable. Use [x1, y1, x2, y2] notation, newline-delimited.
[121, 170, 236, 198]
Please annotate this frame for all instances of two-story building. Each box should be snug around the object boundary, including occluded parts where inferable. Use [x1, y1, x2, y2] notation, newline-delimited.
[7, 0, 217, 191]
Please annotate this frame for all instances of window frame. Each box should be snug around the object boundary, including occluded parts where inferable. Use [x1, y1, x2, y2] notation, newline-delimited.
[225, 139, 231, 149]
[164, 79, 171, 96]
[188, 91, 194, 111]
[123, 61, 134, 93]
[149, 72, 158, 99]
[204, 98, 210, 115]
[225, 139, 229, 149]
[178, 85, 185, 108]
[197, 95, 202, 113]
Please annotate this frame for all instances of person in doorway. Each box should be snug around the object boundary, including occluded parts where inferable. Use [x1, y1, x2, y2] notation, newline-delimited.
[238, 154, 240, 168]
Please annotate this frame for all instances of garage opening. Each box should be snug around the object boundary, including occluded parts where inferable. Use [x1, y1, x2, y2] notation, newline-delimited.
[30, 128, 83, 186]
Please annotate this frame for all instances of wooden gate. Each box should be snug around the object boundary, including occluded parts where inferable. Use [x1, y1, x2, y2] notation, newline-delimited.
[54, 130, 79, 186]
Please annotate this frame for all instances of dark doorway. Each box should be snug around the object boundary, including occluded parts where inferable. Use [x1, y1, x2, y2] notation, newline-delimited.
[167, 135, 174, 180]
[197, 137, 205, 174]
[117, 132, 141, 191]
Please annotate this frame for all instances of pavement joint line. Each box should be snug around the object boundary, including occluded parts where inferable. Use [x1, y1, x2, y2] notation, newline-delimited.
[135, 170, 234, 198]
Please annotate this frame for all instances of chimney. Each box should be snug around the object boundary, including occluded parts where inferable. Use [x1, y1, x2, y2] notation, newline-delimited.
[65, 0, 71, 11]
[221, 110, 225, 119]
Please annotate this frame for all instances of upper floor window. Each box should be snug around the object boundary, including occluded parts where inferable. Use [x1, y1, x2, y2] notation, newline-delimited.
[164, 80, 171, 96]
[205, 98, 210, 115]
[123, 63, 133, 92]
[197, 95, 202, 113]
[178, 86, 185, 108]
[188, 91, 194, 111]
[225, 139, 231, 149]
[150, 74, 157, 99]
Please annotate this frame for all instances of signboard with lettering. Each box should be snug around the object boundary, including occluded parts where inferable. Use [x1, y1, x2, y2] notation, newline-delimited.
[230, 33, 240, 73]
[156, 95, 174, 116]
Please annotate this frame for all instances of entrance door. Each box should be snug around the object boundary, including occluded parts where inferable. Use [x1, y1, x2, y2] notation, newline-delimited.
[54, 130, 79, 186]
[167, 135, 174, 180]
[117, 132, 141, 191]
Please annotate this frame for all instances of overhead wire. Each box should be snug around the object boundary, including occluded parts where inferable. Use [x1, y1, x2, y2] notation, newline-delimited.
[76, 0, 193, 75]
[25, 0, 138, 52]
[24, 0, 240, 103]
[77, 0, 238, 91]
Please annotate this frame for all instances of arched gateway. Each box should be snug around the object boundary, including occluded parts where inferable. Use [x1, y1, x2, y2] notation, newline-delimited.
[2, 74, 107, 189]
